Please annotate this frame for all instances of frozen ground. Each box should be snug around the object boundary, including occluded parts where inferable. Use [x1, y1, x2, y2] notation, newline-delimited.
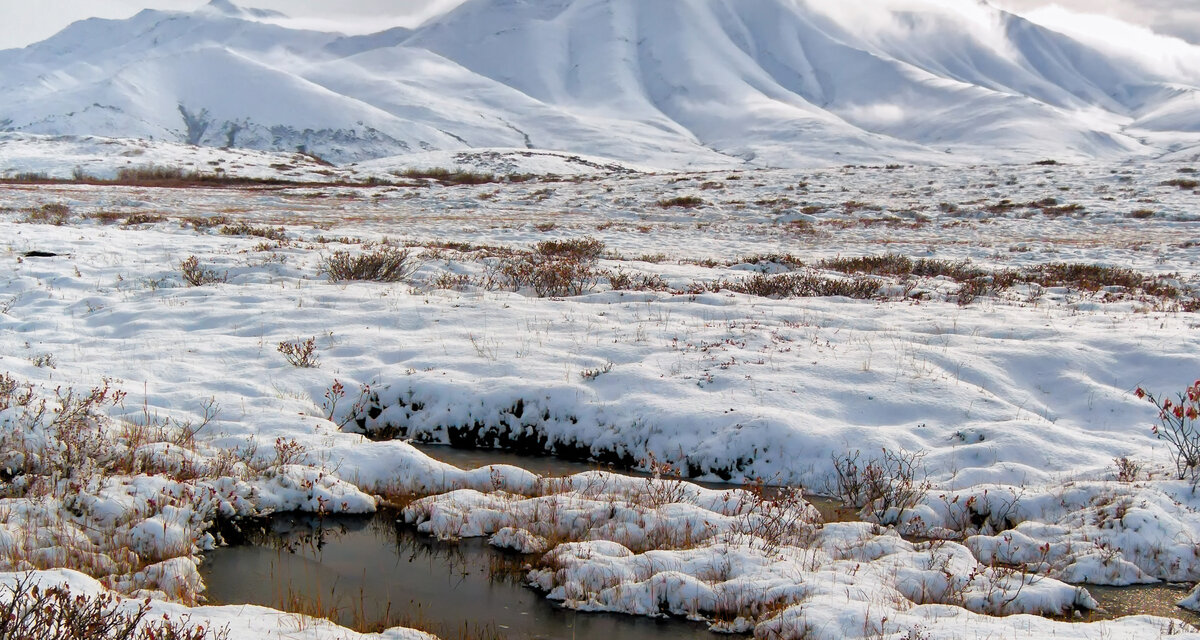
[1, 158, 1199, 638]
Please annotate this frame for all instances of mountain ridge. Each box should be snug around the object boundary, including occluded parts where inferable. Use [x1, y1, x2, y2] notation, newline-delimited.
[0, 0, 1197, 168]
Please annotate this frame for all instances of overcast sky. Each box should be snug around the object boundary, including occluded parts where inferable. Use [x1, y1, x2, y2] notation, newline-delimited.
[0, 0, 1197, 50]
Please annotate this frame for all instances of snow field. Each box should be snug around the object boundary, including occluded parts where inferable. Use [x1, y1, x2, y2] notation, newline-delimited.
[0, 160, 1198, 637]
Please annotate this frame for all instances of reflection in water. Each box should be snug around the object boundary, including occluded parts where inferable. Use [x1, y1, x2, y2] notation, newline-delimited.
[201, 511, 733, 640]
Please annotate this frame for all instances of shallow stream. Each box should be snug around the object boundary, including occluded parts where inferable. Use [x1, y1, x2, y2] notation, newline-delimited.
[200, 445, 1200, 636]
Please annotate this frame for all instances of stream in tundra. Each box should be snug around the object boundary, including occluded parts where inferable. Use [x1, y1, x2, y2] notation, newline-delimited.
[200, 445, 1200, 637]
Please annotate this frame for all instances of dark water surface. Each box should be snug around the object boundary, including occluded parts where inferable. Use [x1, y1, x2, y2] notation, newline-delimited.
[201, 512, 732, 639]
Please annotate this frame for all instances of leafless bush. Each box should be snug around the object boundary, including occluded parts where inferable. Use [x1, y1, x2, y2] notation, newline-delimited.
[729, 481, 819, 552]
[271, 437, 308, 469]
[712, 272, 882, 300]
[0, 573, 229, 640]
[0, 380, 127, 480]
[498, 254, 597, 297]
[636, 455, 690, 508]
[122, 214, 166, 226]
[321, 247, 417, 282]
[430, 272, 473, 291]
[534, 237, 605, 261]
[398, 167, 499, 185]
[1113, 456, 1141, 483]
[1137, 382, 1200, 484]
[603, 269, 670, 292]
[830, 448, 930, 525]
[180, 216, 230, 229]
[23, 203, 72, 225]
[1025, 263, 1143, 292]
[277, 337, 319, 368]
[179, 256, 226, 286]
[218, 223, 287, 242]
[657, 195, 705, 208]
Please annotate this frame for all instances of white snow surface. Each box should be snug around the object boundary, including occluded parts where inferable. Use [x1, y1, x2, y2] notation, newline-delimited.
[1, 159, 1199, 636]
[1, 0, 1200, 166]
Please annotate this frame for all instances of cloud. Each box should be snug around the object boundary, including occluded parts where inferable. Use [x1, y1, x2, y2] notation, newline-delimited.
[0, 0, 468, 50]
[803, 0, 1018, 59]
[249, 0, 468, 35]
[992, 0, 1200, 45]
[1014, 4, 1200, 83]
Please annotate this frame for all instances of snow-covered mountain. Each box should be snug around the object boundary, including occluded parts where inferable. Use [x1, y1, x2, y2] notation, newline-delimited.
[1, 0, 1198, 168]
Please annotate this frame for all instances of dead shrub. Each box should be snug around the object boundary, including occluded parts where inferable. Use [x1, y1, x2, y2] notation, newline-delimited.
[498, 254, 597, 297]
[277, 337, 319, 368]
[735, 253, 806, 270]
[430, 272, 473, 291]
[399, 168, 498, 186]
[23, 204, 71, 225]
[657, 195, 705, 209]
[321, 247, 417, 282]
[1113, 456, 1142, 483]
[1025, 263, 1143, 292]
[89, 211, 127, 225]
[728, 481, 819, 552]
[219, 223, 287, 242]
[122, 214, 166, 226]
[116, 165, 184, 183]
[179, 256, 226, 287]
[830, 448, 930, 525]
[181, 216, 230, 229]
[712, 272, 882, 300]
[821, 254, 914, 277]
[820, 255, 987, 282]
[534, 237, 605, 261]
[0, 573, 228, 640]
[603, 269, 669, 292]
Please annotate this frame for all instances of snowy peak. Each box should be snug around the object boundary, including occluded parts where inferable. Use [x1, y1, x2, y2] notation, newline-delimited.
[199, 0, 287, 20]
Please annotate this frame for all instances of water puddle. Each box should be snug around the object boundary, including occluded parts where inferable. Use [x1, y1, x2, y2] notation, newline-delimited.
[201, 511, 736, 639]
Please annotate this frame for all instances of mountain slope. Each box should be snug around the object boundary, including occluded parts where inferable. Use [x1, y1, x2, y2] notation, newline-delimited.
[0, 0, 1196, 168]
